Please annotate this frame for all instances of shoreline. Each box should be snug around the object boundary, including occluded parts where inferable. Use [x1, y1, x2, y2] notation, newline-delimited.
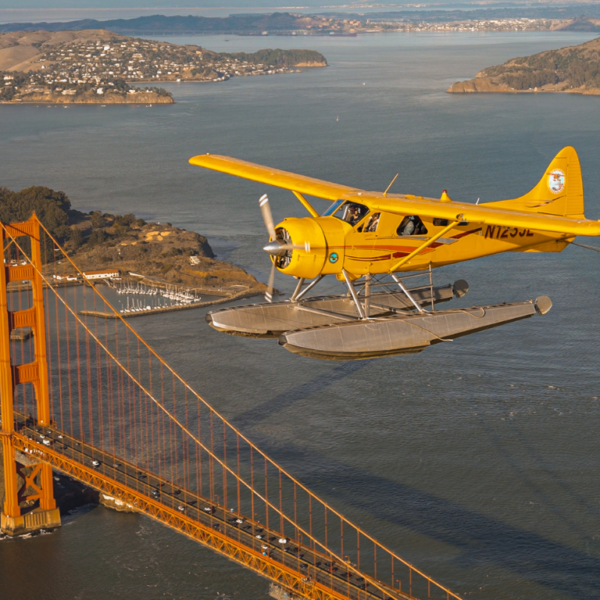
[0, 70, 326, 105]
[448, 87, 600, 95]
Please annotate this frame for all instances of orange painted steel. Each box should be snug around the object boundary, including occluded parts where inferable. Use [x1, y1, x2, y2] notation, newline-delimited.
[10, 430, 400, 600]
[0, 220, 464, 600]
[0, 216, 56, 519]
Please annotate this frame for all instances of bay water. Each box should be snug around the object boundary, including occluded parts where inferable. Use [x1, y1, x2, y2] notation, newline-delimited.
[1, 32, 600, 600]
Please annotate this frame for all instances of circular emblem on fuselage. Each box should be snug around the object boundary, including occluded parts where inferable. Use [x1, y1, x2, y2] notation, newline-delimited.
[329, 252, 339, 264]
[548, 169, 565, 194]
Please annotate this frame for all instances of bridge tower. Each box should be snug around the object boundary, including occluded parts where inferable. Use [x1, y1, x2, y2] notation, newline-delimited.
[0, 215, 61, 536]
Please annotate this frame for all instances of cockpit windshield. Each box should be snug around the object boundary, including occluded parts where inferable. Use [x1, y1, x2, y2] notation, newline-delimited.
[322, 199, 345, 217]
[322, 200, 369, 227]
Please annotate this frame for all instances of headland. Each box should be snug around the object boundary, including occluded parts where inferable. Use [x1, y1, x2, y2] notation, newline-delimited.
[1, 185, 267, 308]
[448, 37, 600, 95]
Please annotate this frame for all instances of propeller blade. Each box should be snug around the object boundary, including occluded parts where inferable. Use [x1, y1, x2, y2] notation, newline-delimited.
[259, 194, 277, 240]
[265, 260, 276, 303]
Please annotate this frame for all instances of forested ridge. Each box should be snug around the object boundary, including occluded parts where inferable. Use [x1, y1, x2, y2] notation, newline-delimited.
[480, 37, 600, 90]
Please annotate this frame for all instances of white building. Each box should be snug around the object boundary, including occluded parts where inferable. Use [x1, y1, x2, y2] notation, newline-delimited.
[83, 269, 120, 280]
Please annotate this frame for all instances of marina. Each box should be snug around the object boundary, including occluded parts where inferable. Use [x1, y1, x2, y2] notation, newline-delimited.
[108, 280, 203, 314]
[80, 279, 260, 319]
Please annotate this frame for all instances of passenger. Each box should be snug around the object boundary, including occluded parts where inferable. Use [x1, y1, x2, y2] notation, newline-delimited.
[399, 216, 416, 236]
[365, 213, 380, 233]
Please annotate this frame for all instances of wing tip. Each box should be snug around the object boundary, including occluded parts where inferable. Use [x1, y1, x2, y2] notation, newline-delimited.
[188, 153, 212, 167]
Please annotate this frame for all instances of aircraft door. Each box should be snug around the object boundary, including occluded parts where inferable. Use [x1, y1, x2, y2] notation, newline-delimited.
[318, 216, 347, 275]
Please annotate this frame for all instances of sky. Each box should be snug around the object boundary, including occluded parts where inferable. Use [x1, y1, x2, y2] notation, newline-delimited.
[0, 1, 396, 8]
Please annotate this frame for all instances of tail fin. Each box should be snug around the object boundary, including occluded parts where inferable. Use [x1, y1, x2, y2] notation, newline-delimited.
[486, 146, 584, 218]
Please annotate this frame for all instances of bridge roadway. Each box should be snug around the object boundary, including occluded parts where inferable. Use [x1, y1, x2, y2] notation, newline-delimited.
[13, 414, 415, 600]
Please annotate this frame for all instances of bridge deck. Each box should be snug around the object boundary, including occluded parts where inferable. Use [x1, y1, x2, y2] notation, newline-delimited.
[13, 414, 415, 600]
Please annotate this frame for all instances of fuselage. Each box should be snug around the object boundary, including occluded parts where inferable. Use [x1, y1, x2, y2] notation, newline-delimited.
[273, 200, 571, 280]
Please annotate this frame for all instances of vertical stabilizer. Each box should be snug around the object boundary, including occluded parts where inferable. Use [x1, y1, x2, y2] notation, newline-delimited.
[486, 147, 584, 218]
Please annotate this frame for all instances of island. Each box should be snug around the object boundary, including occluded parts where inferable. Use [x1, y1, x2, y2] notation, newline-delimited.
[0, 30, 327, 104]
[0, 184, 268, 311]
[448, 36, 600, 95]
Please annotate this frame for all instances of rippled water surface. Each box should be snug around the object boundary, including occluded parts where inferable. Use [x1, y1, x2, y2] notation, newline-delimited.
[1, 32, 600, 600]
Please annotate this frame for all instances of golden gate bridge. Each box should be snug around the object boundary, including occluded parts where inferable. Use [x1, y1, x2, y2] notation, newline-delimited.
[0, 215, 462, 600]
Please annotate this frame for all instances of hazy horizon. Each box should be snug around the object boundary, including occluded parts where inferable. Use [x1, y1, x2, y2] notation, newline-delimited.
[0, 0, 589, 12]
[2, 1, 597, 26]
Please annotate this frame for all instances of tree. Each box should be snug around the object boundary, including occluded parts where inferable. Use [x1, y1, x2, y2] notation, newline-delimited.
[70, 226, 83, 250]
[88, 229, 106, 246]
[0, 185, 71, 241]
[90, 211, 105, 229]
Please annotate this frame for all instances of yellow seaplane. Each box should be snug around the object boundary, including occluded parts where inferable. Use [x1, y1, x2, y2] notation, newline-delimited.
[190, 146, 598, 360]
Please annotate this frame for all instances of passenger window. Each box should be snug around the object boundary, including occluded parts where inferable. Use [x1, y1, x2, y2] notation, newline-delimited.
[363, 213, 380, 233]
[433, 218, 449, 227]
[397, 216, 428, 236]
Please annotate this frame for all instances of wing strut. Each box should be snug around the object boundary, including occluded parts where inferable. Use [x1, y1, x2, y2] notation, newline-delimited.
[292, 191, 319, 217]
[389, 220, 460, 272]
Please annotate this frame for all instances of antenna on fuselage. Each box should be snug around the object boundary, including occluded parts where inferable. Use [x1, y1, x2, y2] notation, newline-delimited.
[383, 173, 399, 197]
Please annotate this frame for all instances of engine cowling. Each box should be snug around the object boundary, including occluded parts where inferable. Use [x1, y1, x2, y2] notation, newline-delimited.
[273, 217, 327, 279]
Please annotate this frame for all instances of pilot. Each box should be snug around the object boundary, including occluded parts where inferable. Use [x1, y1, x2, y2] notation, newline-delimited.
[346, 204, 361, 226]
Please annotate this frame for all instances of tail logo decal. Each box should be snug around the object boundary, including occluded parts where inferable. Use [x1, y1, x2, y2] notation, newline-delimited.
[548, 169, 565, 194]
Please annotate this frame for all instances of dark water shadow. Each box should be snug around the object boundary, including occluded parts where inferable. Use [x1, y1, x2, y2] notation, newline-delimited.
[476, 416, 600, 545]
[233, 361, 367, 426]
[232, 364, 600, 600]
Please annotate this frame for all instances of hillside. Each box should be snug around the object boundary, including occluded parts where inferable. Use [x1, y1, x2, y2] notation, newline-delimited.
[0, 30, 327, 104]
[448, 36, 600, 95]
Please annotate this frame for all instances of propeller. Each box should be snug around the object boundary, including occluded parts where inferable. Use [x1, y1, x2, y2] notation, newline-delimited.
[258, 193, 311, 303]
[259, 194, 276, 240]
[265, 261, 276, 303]
[259, 194, 278, 303]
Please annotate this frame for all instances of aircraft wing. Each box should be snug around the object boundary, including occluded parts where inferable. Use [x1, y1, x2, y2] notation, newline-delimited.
[366, 195, 600, 237]
[189, 154, 357, 201]
[190, 154, 600, 237]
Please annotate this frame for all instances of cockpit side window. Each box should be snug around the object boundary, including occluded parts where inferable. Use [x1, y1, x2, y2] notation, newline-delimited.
[397, 215, 428, 236]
